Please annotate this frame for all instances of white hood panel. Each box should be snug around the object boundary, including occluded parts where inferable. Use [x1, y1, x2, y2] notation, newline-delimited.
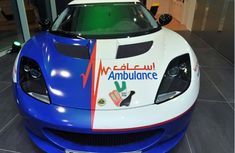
[92, 28, 193, 110]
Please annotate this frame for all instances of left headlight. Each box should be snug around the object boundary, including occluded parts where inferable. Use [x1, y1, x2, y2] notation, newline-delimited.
[155, 54, 191, 104]
[20, 57, 50, 104]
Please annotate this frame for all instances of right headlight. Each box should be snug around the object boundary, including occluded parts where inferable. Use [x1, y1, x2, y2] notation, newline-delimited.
[19, 57, 50, 104]
[155, 54, 191, 104]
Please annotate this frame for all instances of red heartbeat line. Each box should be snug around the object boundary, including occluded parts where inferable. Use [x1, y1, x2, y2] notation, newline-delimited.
[80, 44, 109, 129]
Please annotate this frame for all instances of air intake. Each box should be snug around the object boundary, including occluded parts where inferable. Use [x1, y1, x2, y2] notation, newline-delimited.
[116, 41, 153, 59]
[55, 43, 90, 59]
[47, 128, 163, 146]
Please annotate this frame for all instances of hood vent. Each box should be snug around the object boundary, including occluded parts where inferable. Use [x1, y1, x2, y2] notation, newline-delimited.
[116, 41, 153, 59]
[55, 43, 90, 59]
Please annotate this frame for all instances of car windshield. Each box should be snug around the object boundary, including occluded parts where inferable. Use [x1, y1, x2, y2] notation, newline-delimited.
[50, 2, 159, 39]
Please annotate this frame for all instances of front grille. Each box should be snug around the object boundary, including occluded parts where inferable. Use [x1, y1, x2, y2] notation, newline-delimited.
[47, 128, 163, 147]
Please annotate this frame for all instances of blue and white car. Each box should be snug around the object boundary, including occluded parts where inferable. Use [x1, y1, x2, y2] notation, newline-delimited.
[13, 0, 200, 152]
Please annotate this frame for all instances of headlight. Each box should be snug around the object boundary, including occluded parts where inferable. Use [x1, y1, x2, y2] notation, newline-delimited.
[20, 57, 50, 104]
[155, 54, 191, 104]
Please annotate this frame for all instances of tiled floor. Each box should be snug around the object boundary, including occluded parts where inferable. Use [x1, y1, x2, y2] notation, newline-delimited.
[0, 31, 234, 153]
[165, 18, 187, 31]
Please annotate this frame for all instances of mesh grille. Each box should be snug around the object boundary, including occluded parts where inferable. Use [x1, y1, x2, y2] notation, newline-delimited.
[48, 128, 163, 146]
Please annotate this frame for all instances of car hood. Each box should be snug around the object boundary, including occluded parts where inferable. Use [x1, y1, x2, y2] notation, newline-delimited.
[19, 28, 192, 110]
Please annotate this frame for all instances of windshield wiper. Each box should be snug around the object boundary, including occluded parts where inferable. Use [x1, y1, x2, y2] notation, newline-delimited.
[51, 30, 86, 40]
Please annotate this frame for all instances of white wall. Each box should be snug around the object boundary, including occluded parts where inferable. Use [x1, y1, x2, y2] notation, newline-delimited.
[147, 0, 197, 31]
[170, 0, 184, 22]
[185, 0, 197, 31]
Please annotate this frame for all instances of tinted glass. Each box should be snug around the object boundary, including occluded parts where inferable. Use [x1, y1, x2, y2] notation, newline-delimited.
[51, 2, 159, 38]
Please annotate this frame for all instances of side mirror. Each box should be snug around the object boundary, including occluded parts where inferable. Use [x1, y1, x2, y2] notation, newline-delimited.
[40, 19, 51, 31]
[159, 14, 172, 26]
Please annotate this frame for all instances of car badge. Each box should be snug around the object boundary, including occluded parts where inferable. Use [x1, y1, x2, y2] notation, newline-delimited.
[98, 98, 106, 106]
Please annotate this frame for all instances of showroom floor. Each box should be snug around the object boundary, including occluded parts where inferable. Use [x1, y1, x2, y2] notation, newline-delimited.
[0, 31, 234, 153]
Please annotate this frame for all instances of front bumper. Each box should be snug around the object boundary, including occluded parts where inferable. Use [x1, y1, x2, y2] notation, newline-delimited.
[14, 83, 195, 153]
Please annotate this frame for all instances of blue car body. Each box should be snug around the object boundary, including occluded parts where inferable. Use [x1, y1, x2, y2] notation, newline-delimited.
[13, 1, 199, 152]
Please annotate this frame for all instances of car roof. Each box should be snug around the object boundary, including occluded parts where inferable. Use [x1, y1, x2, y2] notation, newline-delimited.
[69, 0, 140, 5]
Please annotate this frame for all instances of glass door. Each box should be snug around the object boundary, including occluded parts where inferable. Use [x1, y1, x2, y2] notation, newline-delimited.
[24, 0, 52, 36]
[0, 0, 23, 52]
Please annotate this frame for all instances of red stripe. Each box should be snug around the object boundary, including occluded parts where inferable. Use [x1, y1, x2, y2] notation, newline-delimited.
[91, 44, 97, 129]
[92, 61, 105, 129]
[81, 42, 102, 130]
[93, 104, 195, 132]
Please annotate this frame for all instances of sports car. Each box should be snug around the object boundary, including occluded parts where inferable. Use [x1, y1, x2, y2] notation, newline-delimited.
[12, 0, 200, 152]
